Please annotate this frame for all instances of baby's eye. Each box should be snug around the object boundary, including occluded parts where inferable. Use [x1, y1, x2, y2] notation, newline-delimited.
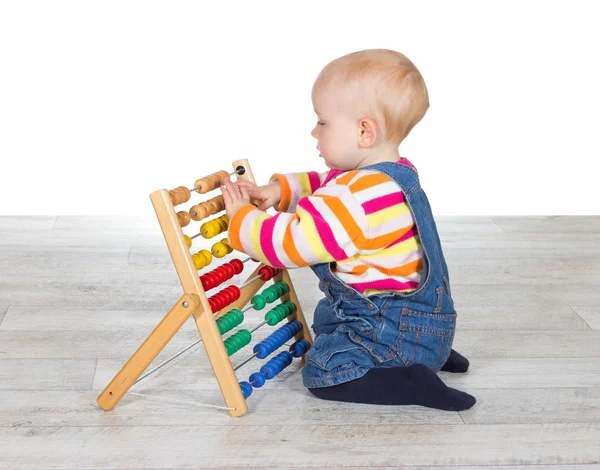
[317, 121, 325, 126]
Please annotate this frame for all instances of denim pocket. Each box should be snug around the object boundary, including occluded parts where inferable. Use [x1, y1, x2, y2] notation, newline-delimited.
[395, 308, 456, 371]
[306, 332, 363, 373]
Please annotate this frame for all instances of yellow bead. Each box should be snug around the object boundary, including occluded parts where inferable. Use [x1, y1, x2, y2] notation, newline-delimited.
[200, 249, 212, 266]
[219, 237, 233, 254]
[200, 221, 219, 239]
[192, 253, 204, 270]
[184, 235, 192, 248]
[212, 242, 228, 258]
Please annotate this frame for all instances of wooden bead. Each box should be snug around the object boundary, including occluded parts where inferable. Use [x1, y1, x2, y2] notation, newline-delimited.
[177, 211, 191, 227]
[190, 204, 209, 221]
[206, 174, 219, 190]
[177, 186, 191, 203]
[194, 178, 210, 194]
[217, 170, 229, 184]
[168, 190, 179, 206]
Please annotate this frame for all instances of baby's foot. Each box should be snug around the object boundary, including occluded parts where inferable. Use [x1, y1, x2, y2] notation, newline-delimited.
[441, 348, 470, 373]
[308, 363, 476, 411]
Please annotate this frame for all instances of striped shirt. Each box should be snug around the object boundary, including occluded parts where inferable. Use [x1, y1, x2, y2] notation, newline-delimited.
[228, 158, 424, 295]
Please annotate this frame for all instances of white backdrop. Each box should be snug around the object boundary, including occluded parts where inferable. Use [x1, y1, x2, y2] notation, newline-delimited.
[1, 0, 599, 216]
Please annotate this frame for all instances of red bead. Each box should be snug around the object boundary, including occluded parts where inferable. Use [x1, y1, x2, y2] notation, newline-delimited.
[216, 292, 226, 310]
[222, 289, 233, 305]
[208, 298, 216, 311]
[224, 263, 235, 278]
[212, 272, 221, 287]
[251, 258, 259, 262]
[259, 265, 273, 281]
[228, 285, 241, 301]
[230, 259, 243, 274]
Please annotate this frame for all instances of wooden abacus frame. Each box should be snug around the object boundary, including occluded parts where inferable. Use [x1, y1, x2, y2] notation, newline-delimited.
[96, 158, 312, 417]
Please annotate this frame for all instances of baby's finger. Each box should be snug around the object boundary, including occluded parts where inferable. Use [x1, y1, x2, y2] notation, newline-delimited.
[235, 180, 258, 189]
[239, 185, 249, 201]
[220, 184, 232, 205]
[224, 178, 238, 201]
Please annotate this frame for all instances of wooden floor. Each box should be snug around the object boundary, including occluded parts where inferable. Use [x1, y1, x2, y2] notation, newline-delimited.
[1, 216, 599, 469]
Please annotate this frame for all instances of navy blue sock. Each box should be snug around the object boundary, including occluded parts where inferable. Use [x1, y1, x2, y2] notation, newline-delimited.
[308, 363, 476, 411]
[441, 349, 470, 373]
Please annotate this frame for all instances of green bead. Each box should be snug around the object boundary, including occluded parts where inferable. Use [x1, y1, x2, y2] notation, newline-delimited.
[251, 294, 267, 310]
[263, 287, 279, 303]
[273, 281, 289, 296]
[264, 304, 290, 326]
[223, 329, 251, 356]
[282, 301, 296, 314]
[216, 309, 244, 335]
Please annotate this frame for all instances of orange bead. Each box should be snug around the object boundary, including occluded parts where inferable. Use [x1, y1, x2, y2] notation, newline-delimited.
[190, 204, 208, 221]
[177, 186, 191, 203]
[177, 211, 191, 227]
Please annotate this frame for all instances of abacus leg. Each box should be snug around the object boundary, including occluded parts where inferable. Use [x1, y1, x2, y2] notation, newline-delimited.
[97, 294, 200, 411]
[276, 269, 312, 348]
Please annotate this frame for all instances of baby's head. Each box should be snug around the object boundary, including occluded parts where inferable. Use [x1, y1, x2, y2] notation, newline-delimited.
[311, 49, 429, 170]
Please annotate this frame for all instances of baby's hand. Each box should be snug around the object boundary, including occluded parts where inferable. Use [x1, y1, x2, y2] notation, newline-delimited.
[235, 179, 282, 211]
[221, 177, 252, 220]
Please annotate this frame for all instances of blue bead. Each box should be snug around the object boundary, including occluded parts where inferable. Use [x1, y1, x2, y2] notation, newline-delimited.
[253, 343, 269, 359]
[261, 351, 293, 379]
[253, 320, 303, 359]
[239, 381, 253, 399]
[289, 339, 310, 357]
[249, 372, 266, 388]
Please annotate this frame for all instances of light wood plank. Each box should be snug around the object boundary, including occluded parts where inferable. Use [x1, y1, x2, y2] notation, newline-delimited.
[492, 215, 600, 233]
[1, 423, 599, 468]
[0, 390, 462, 428]
[0, 216, 57, 231]
[435, 216, 504, 233]
[452, 283, 600, 307]
[455, 306, 590, 330]
[0, 281, 103, 306]
[0, 245, 129, 274]
[52, 215, 159, 233]
[459, 388, 600, 424]
[572, 307, 600, 330]
[442, 358, 600, 389]
[0, 305, 7, 325]
[453, 331, 600, 357]
[0, 359, 96, 390]
[447, 263, 600, 284]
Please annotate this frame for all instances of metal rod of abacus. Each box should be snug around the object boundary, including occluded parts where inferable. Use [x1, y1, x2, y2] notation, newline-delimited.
[190, 231, 207, 240]
[233, 352, 259, 372]
[250, 320, 268, 333]
[134, 338, 203, 385]
[239, 274, 262, 290]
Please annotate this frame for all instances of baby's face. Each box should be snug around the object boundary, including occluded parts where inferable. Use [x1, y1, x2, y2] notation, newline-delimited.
[311, 84, 363, 171]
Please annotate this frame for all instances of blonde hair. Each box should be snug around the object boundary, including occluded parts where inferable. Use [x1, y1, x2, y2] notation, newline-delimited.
[314, 49, 430, 145]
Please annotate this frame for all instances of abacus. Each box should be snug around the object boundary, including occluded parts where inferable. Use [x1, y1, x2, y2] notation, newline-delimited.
[96, 159, 312, 417]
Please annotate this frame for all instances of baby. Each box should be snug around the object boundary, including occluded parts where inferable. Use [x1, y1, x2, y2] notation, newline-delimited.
[221, 49, 475, 411]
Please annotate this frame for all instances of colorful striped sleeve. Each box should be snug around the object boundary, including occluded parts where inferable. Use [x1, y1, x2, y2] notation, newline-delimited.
[269, 171, 329, 212]
[227, 179, 370, 268]
[228, 169, 416, 269]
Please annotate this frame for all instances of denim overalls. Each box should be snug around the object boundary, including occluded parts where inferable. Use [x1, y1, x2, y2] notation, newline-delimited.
[302, 160, 457, 389]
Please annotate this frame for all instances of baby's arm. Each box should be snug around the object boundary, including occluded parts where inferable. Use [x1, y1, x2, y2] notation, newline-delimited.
[227, 181, 367, 269]
[269, 171, 329, 213]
